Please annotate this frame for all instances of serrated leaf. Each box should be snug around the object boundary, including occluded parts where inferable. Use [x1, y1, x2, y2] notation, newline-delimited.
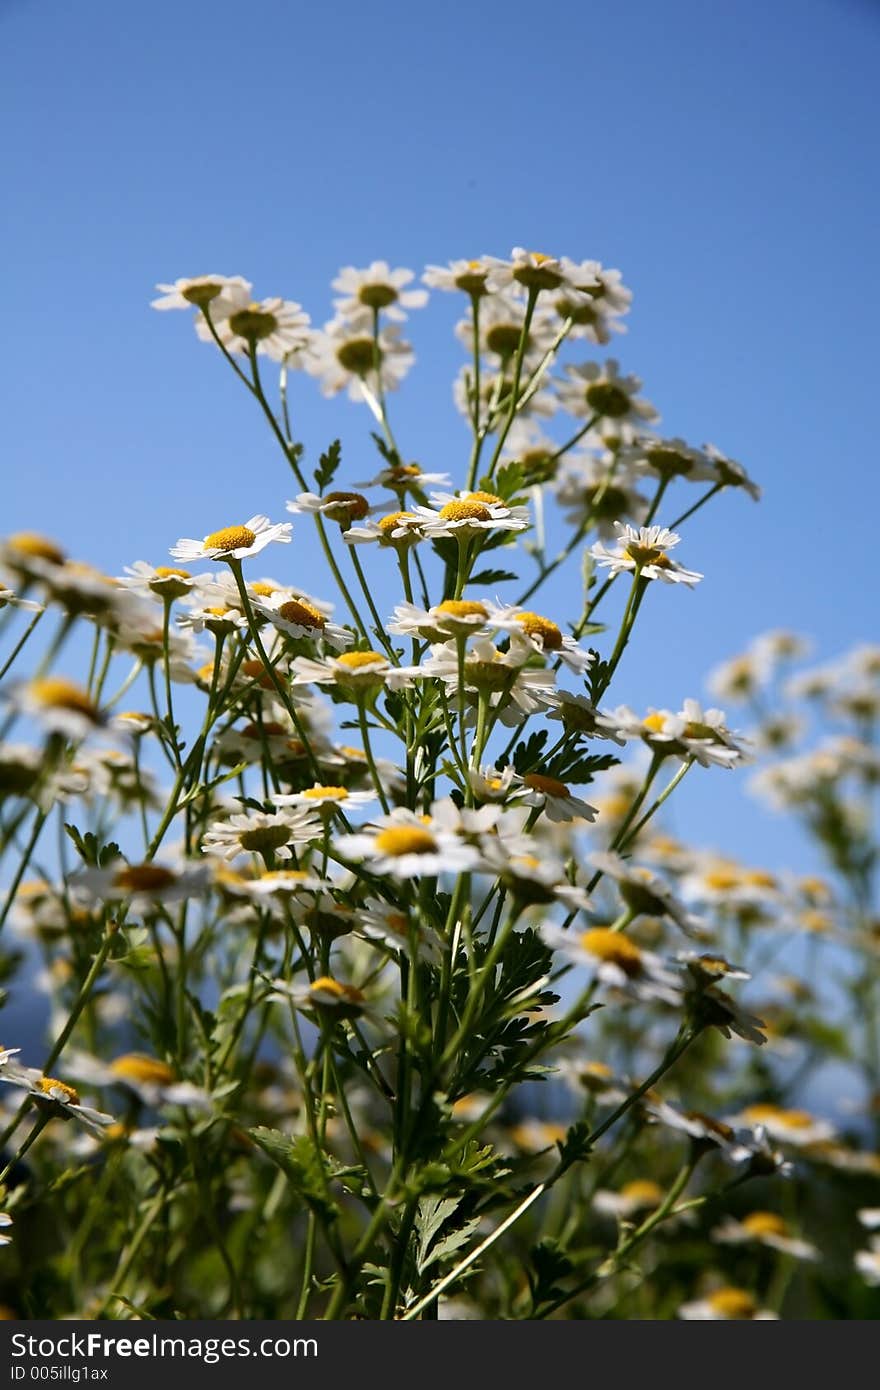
[314, 439, 342, 491]
[468, 568, 519, 586]
[248, 1128, 339, 1222]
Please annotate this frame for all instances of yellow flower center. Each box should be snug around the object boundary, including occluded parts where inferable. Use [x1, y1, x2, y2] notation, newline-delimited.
[517, 612, 563, 649]
[154, 566, 191, 580]
[241, 659, 275, 689]
[704, 868, 741, 890]
[112, 864, 177, 893]
[8, 532, 65, 564]
[278, 599, 326, 630]
[239, 825, 291, 853]
[707, 1288, 757, 1319]
[204, 525, 257, 552]
[466, 659, 515, 691]
[241, 721, 287, 739]
[741, 1211, 788, 1238]
[336, 650, 388, 671]
[374, 827, 438, 856]
[585, 381, 632, 418]
[29, 677, 99, 720]
[439, 501, 492, 522]
[620, 1179, 663, 1207]
[468, 491, 505, 506]
[228, 304, 279, 341]
[387, 464, 422, 480]
[524, 772, 571, 799]
[642, 712, 668, 733]
[378, 511, 416, 533]
[303, 785, 349, 800]
[435, 599, 488, 619]
[250, 581, 278, 598]
[110, 1054, 175, 1087]
[322, 490, 370, 521]
[308, 977, 365, 1008]
[626, 542, 668, 567]
[743, 870, 777, 889]
[580, 928, 643, 975]
[37, 1076, 80, 1106]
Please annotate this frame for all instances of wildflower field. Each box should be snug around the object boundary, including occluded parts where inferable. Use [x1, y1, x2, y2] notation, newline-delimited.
[0, 250, 877, 1320]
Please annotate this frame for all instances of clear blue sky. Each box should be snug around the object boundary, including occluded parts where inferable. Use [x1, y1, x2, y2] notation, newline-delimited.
[3, 0, 878, 871]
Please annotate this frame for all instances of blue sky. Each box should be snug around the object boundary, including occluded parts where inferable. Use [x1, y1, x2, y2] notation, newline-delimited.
[3, 0, 878, 872]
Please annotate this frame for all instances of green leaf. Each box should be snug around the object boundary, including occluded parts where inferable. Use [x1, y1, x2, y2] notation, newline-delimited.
[314, 439, 342, 492]
[468, 568, 519, 586]
[248, 1128, 340, 1222]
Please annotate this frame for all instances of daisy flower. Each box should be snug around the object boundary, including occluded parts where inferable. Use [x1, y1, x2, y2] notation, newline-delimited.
[355, 902, 443, 964]
[624, 435, 718, 484]
[711, 1212, 817, 1261]
[422, 257, 496, 297]
[644, 1100, 746, 1158]
[273, 975, 367, 1022]
[274, 783, 376, 816]
[0, 742, 43, 797]
[590, 852, 704, 937]
[607, 700, 749, 767]
[254, 594, 353, 652]
[334, 809, 482, 879]
[593, 1179, 665, 1220]
[485, 603, 594, 674]
[540, 922, 681, 1004]
[726, 1104, 835, 1148]
[286, 491, 372, 527]
[416, 639, 557, 721]
[678, 1287, 777, 1321]
[557, 360, 657, 423]
[9, 677, 104, 740]
[551, 261, 632, 343]
[331, 261, 428, 323]
[305, 319, 414, 400]
[547, 692, 626, 744]
[590, 523, 703, 586]
[484, 248, 578, 295]
[150, 274, 252, 312]
[388, 598, 491, 643]
[413, 490, 529, 539]
[0, 531, 66, 582]
[170, 515, 292, 564]
[202, 808, 321, 863]
[0, 1062, 113, 1136]
[291, 649, 412, 694]
[517, 772, 598, 824]
[0, 586, 41, 613]
[704, 443, 761, 500]
[118, 561, 200, 602]
[467, 763, 519, 803]
[554, 453, 649, 537]
[73, 860, 210, 912]
[456, 295, 559, 366]
[343, 511, 428, 547]
[196, 296, 312, 363]
[352, 461, 452, 493]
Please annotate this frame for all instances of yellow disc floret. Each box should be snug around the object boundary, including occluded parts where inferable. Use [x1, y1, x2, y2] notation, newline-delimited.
[110, 1054, 175, 1087]
[29, 678, 99, 720]
[439, 500, 492, 523]
[37, 1076, 80, 1106]
[278, 599, 326, 630]
[204, 525, 257, 552]
[374, 827, 438, 857]
[706, 1287, 757, 1320]
[7, 532, 66, 564]
[435, 599, 488, 620]
[741, 1211, 788, 1239]
[516, 612, 563, 649]
[620, 1179, 663, 1208]
[336, 650, 388, 670]
[111, 864, 177, 894]
[580, 928, 643, 976]
[302, 785, 349, 801]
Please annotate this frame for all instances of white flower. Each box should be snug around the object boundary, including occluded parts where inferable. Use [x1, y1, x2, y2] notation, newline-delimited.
[623, 435, 718, 484]
[413, 490, 529, 538]
[388, 599, 491, 643]
[557, 360, 657, 423]
[196, 296, 312, 363]
[118, 561, 200, 601]
[0, 1213, 12, 1246]
[590, 523, 702, 586]
[0, 587, 41, 613]
[352, 462, 452, 493]
[0, 1062, 113, 1136]
[332, 261, 428, 323]
[467, 763, 519, 803]
[484, 602, 593, 674]
[551, 261, 632, 343]
[704, 443, 761, 500]
[170, 515, 292, 564]
[291, 649, 412, 693]
[274, 783, 376, 814]
[9, 677, 104, 741]
[202, 809, 321, 863]
[305, 319, 414, 399]
[711, 1212, 817, 1261]
[546, 692, 626, 744]
[593, 1179, 665, 1220]
[254, 594, 353, 652]
[516, 772, 598, 824]
[355, 902, 443, 963]
[540, 922, 680, 1003]
[554, 452, 649, 537]
[422, 257, 496, 297]
[590, 852, 704, 937]
[415, 639, 557, 721]
[607, 700, 749, 768]
[855, 1243, 880, 1286]
[644, 1100, 745, 1157]
[271, 975, 368, 1020]
[455, 294, 559, 366]
[725, 1104, 835, 1148]
[151, 275, 252, 312]
[343, 511, 428, 547]
[678, 1288, 777, 1320]
[484, 248, 579, 295]
[286, 491, 373, 526]
[858, 1208, 880, 1230]
[73, 860, 210, 911]
[334, 809, 482, 879]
